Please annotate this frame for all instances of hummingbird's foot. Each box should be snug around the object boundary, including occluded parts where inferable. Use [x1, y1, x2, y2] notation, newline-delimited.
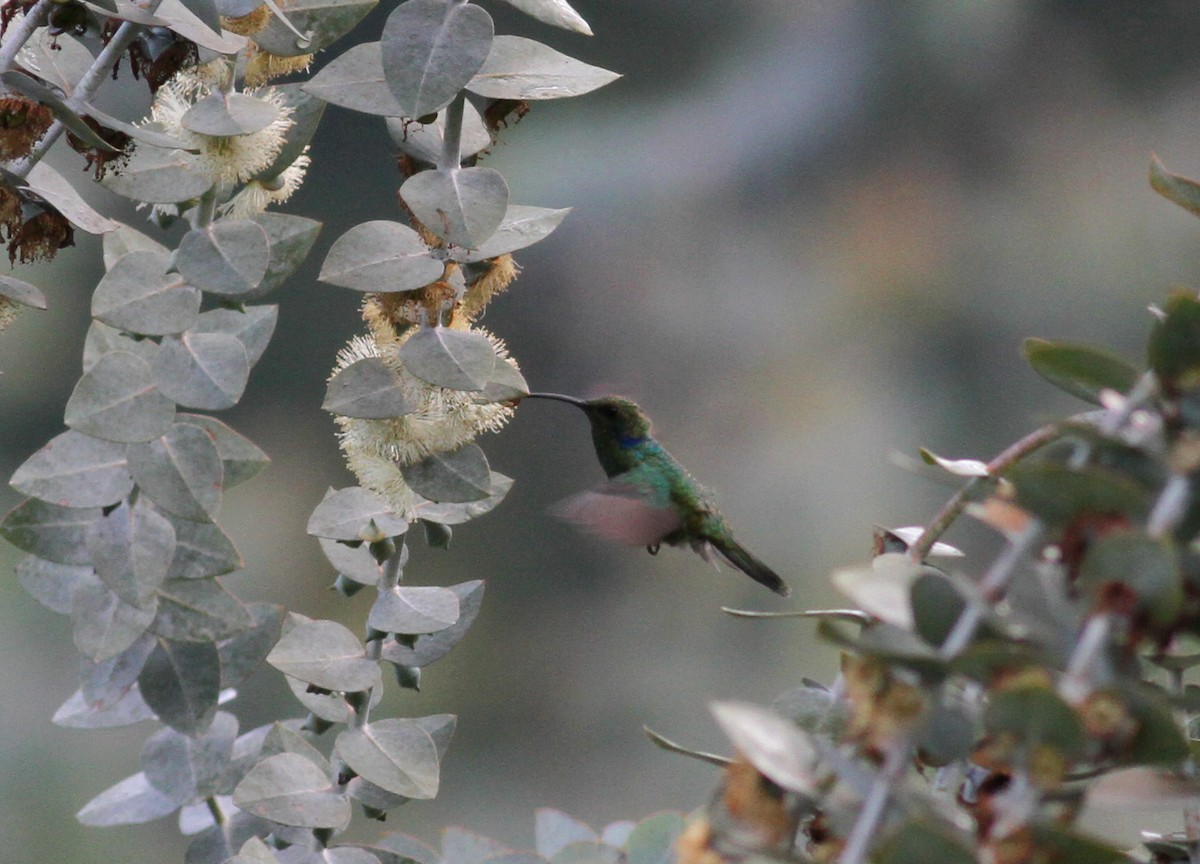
[646, 543, 660, 555]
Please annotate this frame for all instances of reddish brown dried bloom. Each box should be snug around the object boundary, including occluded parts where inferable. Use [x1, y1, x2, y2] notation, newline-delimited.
[66, 117, 132, 179]
[8, 207, 74, 264]
[484, 98, 530, 133]
[0, 95, 54, 160]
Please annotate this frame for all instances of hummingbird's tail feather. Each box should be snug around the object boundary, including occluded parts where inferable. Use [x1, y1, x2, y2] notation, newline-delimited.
[711, 538, 791, 597]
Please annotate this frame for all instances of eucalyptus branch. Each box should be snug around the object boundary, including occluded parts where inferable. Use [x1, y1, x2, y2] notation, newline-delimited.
[438, 92, 466, 173]
[838, 742, 909, 864]
[908, 422, 1062, 563]
[9, 13, 157, 177]
[0, 0, 52, 74]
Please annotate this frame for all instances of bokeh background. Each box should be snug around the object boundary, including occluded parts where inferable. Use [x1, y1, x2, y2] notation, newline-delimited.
[3, 1, 1200, 860]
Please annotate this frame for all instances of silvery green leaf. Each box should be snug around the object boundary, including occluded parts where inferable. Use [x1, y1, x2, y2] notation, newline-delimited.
[399, 166, 508, 249]
[82, 633, 156, 708]
[467, 36, 619, 100]
[1, 498, 101, 565]
[53, 683, 156, 728]
[85, 104, 199, 152]
[233, 752, 351, 829]
[71, 580, 158, 661]
[138, 637, 221, 734]
[831, 553, 923, 630]
[253, 0, 377, 57]
[65, 351, 176, 443]
[334, 719, 440, 798]
[152, 0, 248, 53]
[267, 617, 379, 691]
[398, 325, 496, 391]
[190, 305, 278, 368]
[452, 206, 570, 263]
[154, 331, 250, 410]
[21, 28, 93, 92]
[175, 0, 223, 36]
[219, 603, 285, 689]
[227, 837, 281, 864]
[919, 447, 989, 477]
[153, 578, 255, 641]
[176, 220, 270, 297]
[177, 414, 269, 488]
[249, 213, 322, 297]
[401, 444, 491, 503]
[386, 101, 490, 163]
[255, 85, 325, 181]
[143, 711, 238, 803]
[412, 471, 512, 524]
[709, 701, 817, 795]
[87, 499, 176, 607]
[478, 357, 528, 402]
[0, 271, 47, 309]
[92, 250, 201, 335]
[127, 423, 224, 522]
[17, 555, 96, 613]
[319, 220, 442, 292]
[381, 580, 482, 667]
[536, 810, 597, 859]
[82, 322, 159, 373]
[495, 0, 589, 33]
[165, 520, 245, 583]
[77, 771, 180, 826]
[303, 42, 404, 116]
[103, 145, 213, 204]
[367, 585, 459, 635]
[10, 429, 133, 507]
[324, 357, 413, 418]
[318, 536, 382, 586]
[103, 223, 171, 270]
[24, 161, 121, 233]
[306, 486, 408, 542]
[380, 0, 494, 118]
[183, 92, 279, 137]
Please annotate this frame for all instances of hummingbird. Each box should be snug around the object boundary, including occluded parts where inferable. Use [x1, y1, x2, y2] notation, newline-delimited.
[523, 393, 791, 596]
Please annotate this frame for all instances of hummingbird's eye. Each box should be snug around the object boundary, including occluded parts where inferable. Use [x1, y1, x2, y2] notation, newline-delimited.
[599, 405, 618, 418]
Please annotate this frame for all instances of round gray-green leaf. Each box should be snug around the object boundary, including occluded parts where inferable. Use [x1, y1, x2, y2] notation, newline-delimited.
[154, 331, 250, 410]
[1022, 338, 1140, 405]
[324, 357, 413, 418]
[76, 771, 179, 826]
[398, 326, 496, 391]
[157, 507, 243, 579]
[380, 0, 494, 118]
[319, 536, 382, 586]
[334, 719, 440, 798]
[87, 499, 176, 608]
[103, 222, 170, 270]
[495, 0, 590, 34]
[17, 555, 96, 614]
[253, 0, 378, 57]
[233, 752, 351, 829]
[0, 271, 46, 309]
[319, 220, 442, 292]
[176, 220, 270, 297]
[368, 585, 459, 635]
[102, 144, 214, 204]
[191, 305, 278, 368]
[467, 35, 619, 100]
[1, 498, 101, 565]
[400, 167, 508, 249]
[381, 580, 482, 667]
[306, 486, 408, 542]
[303, 42, 405, 116]
[401, 444, 490, 503]
[65, 351, 176, 443]
[142, 710, 238, 803]
[412, 470, 512, 524]
[266, 618, 379, 692]
[177, 413, 269, 488]
[92, 251, 201, 336]
[452, 205, 570, 263]
[250, 212, 322, 298]
[153, 578, 255, 642]
[138, 637, 221, 735]
[11, 429, 133, 507]
[479, 358, 529, 402]
[182, 92, 280, 136]
[82, 321, 159, 373]
[127, 423, 224, 522]
[71, 580, 157, 661]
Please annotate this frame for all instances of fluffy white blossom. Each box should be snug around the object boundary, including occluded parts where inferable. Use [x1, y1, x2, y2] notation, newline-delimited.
[332, 330, 516, 518]
[219, 149, 310, 218]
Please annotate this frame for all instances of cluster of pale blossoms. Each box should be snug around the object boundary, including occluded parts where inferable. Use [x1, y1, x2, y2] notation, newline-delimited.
[138, 65, 310, 219]
[331, 317, 517, 519]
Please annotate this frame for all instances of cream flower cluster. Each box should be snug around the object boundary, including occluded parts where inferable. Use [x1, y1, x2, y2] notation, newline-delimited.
[144, 70, 294, 188]
[331, 328, 516, 519]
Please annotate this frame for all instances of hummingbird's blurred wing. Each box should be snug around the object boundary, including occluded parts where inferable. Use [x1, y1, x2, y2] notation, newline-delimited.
[550, 479, 683, 547]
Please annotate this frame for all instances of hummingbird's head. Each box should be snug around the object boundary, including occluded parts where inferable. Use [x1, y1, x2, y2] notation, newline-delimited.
[523, 393, 652, 442]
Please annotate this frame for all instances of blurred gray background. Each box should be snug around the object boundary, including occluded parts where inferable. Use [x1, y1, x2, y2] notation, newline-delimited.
[2, 0, 1199, 860]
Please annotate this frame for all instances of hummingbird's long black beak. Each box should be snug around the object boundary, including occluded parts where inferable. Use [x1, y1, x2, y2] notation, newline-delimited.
[522, 392, 587, 407]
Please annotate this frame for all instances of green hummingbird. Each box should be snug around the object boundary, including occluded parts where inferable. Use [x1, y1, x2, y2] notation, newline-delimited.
[523, 393, 791, 596]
